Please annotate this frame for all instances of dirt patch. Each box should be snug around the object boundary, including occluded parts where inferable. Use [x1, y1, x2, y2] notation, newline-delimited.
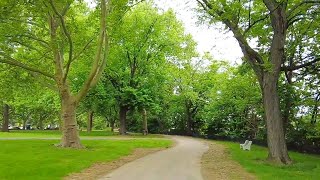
[65, 148, 165, 180]
[201, 141, 256, 180]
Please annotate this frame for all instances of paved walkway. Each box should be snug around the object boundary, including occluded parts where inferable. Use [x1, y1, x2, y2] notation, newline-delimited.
[99, 136, 208, 180]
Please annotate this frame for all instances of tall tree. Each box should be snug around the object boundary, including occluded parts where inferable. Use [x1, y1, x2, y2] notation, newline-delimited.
[196, 0, 320, 164]
[0, 0, 110, 148]
[106, 2, 197, 134]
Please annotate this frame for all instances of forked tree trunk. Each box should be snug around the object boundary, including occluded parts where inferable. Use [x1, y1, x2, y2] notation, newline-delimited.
[119, 105, 128, 135]
[87, 110, 93, 132]
[142, 108, 148, 135]
[2, 104, 9, 132]
[262, 73, 291, 164]
[59, 95, 82, 148]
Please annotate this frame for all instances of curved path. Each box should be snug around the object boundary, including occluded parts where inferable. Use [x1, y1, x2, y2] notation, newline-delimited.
[99, 136, 208, 180]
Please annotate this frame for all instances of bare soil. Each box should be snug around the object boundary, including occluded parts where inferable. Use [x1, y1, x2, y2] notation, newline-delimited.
[201, 141, 256, 180]
[65, 148, 164, 180]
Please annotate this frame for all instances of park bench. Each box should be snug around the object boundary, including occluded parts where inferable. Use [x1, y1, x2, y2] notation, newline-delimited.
[240, 140, 252, 150]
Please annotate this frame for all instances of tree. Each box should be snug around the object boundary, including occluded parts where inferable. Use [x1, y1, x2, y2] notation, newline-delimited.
[204, 62, 263, 139]
[106, 2, 197, 134]
[0, 0, 110, 148]
[196, 0, 320, 164]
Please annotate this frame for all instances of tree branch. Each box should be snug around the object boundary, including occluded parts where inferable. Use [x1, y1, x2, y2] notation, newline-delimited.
[75, 0, 109, 102]
[49, 0, 73, 83]
[71, 36, 95, 62]
[281, 58, 320, 71]
[5, 34, 50, 49]
[287, 0, 320, 18]
[0, 54, 54, 79]
[196, 0, 264, 79]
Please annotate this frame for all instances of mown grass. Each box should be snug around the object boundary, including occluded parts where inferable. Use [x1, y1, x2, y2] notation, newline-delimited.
[0, 130, 163, 138]
[0, 139, 172, 180]
[218, 141, 320, 180]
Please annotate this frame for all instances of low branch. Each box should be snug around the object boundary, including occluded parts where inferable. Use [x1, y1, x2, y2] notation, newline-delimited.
[5, 34, 50, 48]
[29, 72, 58, 91]
[0, 54, 54, 79]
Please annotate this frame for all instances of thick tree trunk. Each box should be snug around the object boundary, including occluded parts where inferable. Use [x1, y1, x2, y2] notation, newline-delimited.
[119, 105, 128, 135]
[2, 104, 9, 132]
[262, 73, 291, 164]
[87, 110, 93, 132]
[142, 108, 148, 135]
[59, 96, 82, 148]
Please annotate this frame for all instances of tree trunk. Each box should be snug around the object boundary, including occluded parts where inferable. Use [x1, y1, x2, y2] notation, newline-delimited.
[185, 102, 193, 136]
[142, 108, 148, 135]
[186, 114, 192, 136]
[22, 119, 27, 130]
[87, 110, 93, 132]
[110, 119, 115, 132]
[311, 94, 319, 124]
[59, 96, 82, 148]
[262, 73, 291, 164]
[2, 104, 9, 132]
[119, 105, 128, 135]
[283, 87, 292, 135]
[38, 114, 44, 130]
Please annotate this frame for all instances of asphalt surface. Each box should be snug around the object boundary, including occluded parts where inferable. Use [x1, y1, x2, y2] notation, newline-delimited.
[99, 136, 208, 180]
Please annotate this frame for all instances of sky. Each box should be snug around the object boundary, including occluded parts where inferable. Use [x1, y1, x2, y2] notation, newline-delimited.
[85, 0, 244, 64]
[153, 0, 243, 64]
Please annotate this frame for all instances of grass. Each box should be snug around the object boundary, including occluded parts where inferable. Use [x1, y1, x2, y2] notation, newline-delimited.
[0, 130, 163, 138]
[218, 141, 320, 180]
[0, 139, 172, 180]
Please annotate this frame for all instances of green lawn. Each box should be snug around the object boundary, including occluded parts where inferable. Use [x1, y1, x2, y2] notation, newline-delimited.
[0, 139, 172, 180]
[0, 130, 163, 138]
[219, 141, 320, 180]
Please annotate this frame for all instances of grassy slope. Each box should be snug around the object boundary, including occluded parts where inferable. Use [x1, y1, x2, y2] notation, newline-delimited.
[219, 141, 320, 180]
[0, 139, 171, 180]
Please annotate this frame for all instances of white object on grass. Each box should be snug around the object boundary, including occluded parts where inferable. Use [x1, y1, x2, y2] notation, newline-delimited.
[240, 140, 252, 150]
